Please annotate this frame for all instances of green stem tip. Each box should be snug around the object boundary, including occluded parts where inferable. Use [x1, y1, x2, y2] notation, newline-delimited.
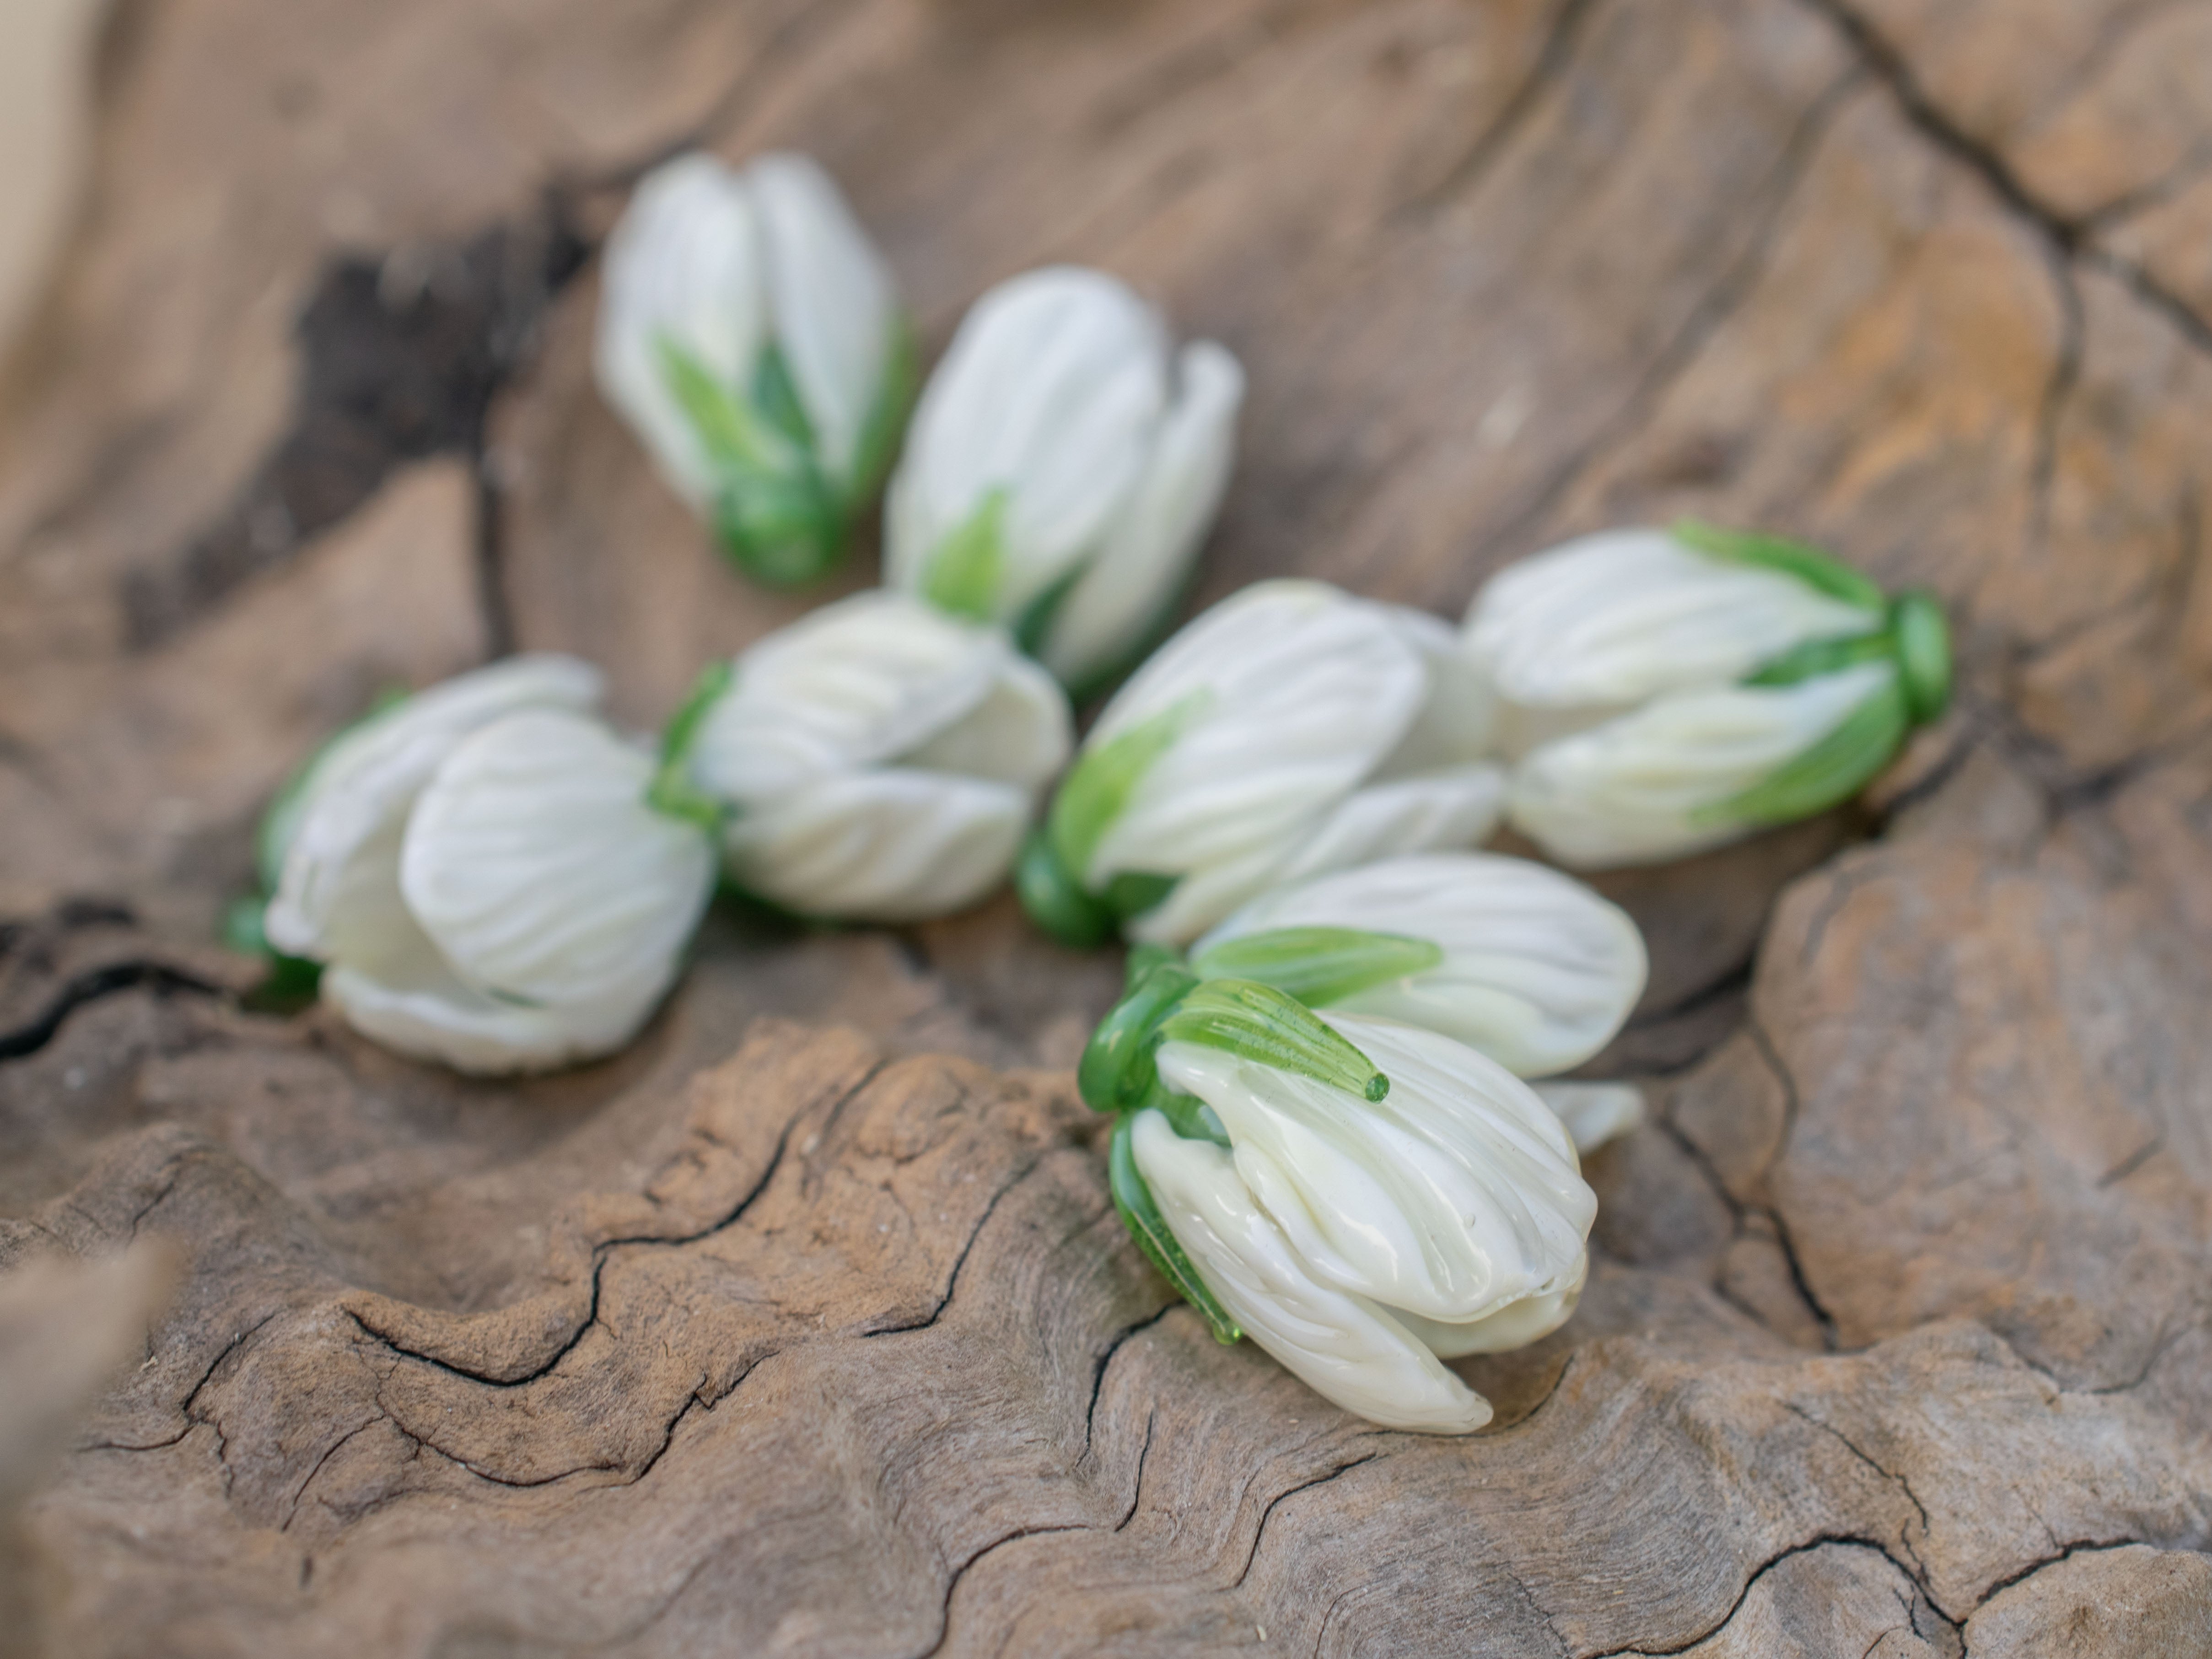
[1890, 590, 1952, 726]
[647, 661, 735, 834]
[1017, 830, 1119, 949]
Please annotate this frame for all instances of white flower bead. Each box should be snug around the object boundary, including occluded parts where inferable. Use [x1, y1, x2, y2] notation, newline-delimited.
[1156, 1015, 1593, 1326]
[399, 710, 716, 1007]
[264, 655, 604, 964]
[884, 266, 1244, 693]
[264, 660, 713, 1076]
[1131, 1111, 1496, 1434]
[595, 150, 906, 586]
[1466, 525, 1952, 868]
[1192, 852, 1648, 1077]
[1126, 1011, 1593, 1433]
[1507, 663, 1894, 868]
[688, 591, 1071, 920]
[1027, 582, 1503, 948]
[1466, 528, 1881, 711]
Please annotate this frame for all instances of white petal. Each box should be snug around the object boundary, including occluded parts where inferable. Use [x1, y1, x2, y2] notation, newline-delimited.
[1532, 1081, 1646, 1155]
[322, 927, 675, 1077]
[1040, 339, 1244, 689]
[1508, 661, 1893, 868]
[721, 767, 1031, 921]
[399, 711, 715, 1005]
[1465, 528, 1882, 709]
[1084, 583, 1426, 918]
[1267, 764, 1507, 889]
[1392, 1255, 1586, 1357]
[1129, 1112, 1491, 1434]
[1195, 852, 1647, 1077]
[888, 267, 1166, 614]
[691, 592, 1023, 803]
[594, 152, 768, 507]
[898, 651, 1072, 791]
[1370, 604, 1497, 776]
[750, 152, 898, 485]
[1132, 766, 1503, 957]
[1156, 1015, 1593, 1325]
[264, 656, 603, 961]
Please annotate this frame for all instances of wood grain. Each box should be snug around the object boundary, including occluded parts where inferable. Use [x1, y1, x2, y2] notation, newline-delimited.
[1, 0, 2208, 1652]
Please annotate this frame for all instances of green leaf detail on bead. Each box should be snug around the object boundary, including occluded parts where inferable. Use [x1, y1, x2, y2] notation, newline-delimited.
[1046, 692, 1206, 888]
[921, 488, 1010, 622]
[1109, 1114, 1242, 1345]
[1191, 926, 1444, 1008]
[1079, 962, 1201, 1114]
[1159, 979, 1389, 1104]
[1890, 590, 1952, 724]
[1016, 831, 1119, 948]
[658, 335, 850, 587]
[848, 315, 920, 506]
[1741, 627, 1895, 689]
[1010, 559, 1088, 660]
[1673, 520, 1887, 613]
[647, 660, 735, 833]
[1704, 672, 1910, 830]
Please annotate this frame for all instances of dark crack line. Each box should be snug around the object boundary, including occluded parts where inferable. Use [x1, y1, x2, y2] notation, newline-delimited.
[1874, 721, 1985, 825]
[1798, 856, 1886, 969]
[861, 1156, 1044, 1338]
[918, 1523, 1092, 1659]
[1799, 0, 2212, 359]
[1744, 1016, 1805, 1173]
[1231, 1453, 1381, 1589]
[2096, 1134, 2164, 1189]
[2029, 252, 2086, 551]
[1763, 1206, 1841, 1352]
[0, 960, 223, 1061]
[1965, 1536, 2143, 1615]
[1781, 1402, 1932, 1581]
[1797, 0, 2077, 256]
[1113, 1409, 1157, 1534]
[1654, 1088, 1843, 1352]
[345, 1061, 882, 1389]
[1396, 0, 1604, 220]
[1591, 1536, 1923, 1658]
[1493, 1348, 1583, 1438]
[1082, 1302, 1175, 1462]
[280, 1416, 382, 1531]
[88, 1307, 282, 1454]
[2078, 137, 2212, 234]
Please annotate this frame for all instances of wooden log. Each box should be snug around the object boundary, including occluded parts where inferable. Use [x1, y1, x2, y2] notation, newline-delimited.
[1, 0, 2208, 1652]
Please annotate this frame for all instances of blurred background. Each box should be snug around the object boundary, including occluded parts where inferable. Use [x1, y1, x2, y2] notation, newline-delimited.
[0, 0, 102, 352]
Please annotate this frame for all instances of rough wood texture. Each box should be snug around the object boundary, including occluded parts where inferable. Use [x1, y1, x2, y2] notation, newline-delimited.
[3, 0, 2210, 1653]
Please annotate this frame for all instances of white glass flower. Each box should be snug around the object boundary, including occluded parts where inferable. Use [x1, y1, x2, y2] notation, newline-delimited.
[264, 660, 716, 1075]
[1083, 971, 1593, 1433]
[1021, 581, 1504, 949]
[1465, 524, 1951, 868]
[883, 267, 1244, 695]
[685, 591, 1071, 921]
[595, 150, 911, 587]
[1190, 852, 1647, 1078]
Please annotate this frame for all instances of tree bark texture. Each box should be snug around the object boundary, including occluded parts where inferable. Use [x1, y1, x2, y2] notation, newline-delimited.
[2, 0, 2211, 1653]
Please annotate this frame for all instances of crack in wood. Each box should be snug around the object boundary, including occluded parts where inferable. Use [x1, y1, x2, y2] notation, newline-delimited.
[0, 960, 222, 1061]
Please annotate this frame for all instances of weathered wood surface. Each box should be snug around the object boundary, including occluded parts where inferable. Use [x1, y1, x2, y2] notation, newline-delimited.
[4, 0, 2212, 1653]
